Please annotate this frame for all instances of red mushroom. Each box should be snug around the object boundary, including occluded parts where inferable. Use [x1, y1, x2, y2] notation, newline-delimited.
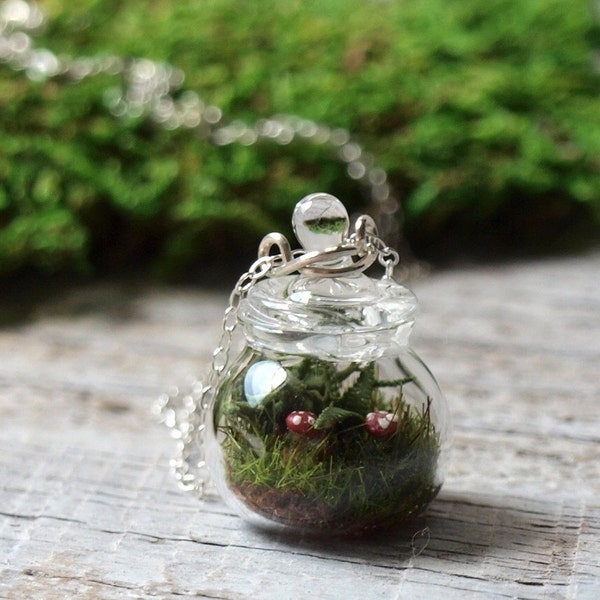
[365, 410, 398, 439]
[285, 410, 321, 438]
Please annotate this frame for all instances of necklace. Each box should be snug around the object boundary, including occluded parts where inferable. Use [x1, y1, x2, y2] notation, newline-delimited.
[155, 192, 449, 532]
[0, 0, 419, 264]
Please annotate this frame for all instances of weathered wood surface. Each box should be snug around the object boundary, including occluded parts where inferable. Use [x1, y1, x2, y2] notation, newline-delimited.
[1, 250, 599, 599]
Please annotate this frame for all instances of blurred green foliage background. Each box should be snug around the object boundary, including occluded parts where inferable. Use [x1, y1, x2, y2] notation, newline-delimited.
[1, 0, 599, 281]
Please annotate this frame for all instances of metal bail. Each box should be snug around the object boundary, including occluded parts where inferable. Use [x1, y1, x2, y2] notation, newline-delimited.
[257, 193, 379, 278]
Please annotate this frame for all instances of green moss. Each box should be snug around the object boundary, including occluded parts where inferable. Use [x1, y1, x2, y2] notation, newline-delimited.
[303, 217, 348, 235]
[216, 358, 440, 533]
[1, 0, 599, 279]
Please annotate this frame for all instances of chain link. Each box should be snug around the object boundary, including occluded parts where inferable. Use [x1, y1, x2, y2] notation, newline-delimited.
[369, 236, 401, 279]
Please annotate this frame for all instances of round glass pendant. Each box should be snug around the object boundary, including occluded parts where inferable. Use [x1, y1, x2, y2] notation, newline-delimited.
[203, 193, 451, 535]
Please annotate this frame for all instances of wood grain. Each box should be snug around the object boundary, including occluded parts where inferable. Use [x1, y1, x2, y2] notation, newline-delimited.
[1, 251, 599, 599]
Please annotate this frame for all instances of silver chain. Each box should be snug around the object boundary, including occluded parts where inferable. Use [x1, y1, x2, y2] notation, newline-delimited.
[210, 255, 276, 377]
[153, 254, 278, 495]
[0, 0, 415, 253]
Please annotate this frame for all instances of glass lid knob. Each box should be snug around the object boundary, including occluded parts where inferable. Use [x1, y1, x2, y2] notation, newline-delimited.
[292, 192, 350, 252]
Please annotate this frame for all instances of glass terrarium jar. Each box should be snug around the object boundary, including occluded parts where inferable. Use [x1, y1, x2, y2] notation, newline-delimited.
[203, 193, 451, 535]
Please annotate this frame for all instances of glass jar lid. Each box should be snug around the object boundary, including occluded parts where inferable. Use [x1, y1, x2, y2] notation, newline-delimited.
[238, 193, 418, 361]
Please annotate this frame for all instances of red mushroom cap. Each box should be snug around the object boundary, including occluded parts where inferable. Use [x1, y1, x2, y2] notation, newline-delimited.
[365, 410, 398, 439]
[285, 410, 321, 438]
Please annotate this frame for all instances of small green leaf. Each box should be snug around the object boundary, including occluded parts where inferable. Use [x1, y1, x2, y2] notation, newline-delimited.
[314, 406, 363, 430]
